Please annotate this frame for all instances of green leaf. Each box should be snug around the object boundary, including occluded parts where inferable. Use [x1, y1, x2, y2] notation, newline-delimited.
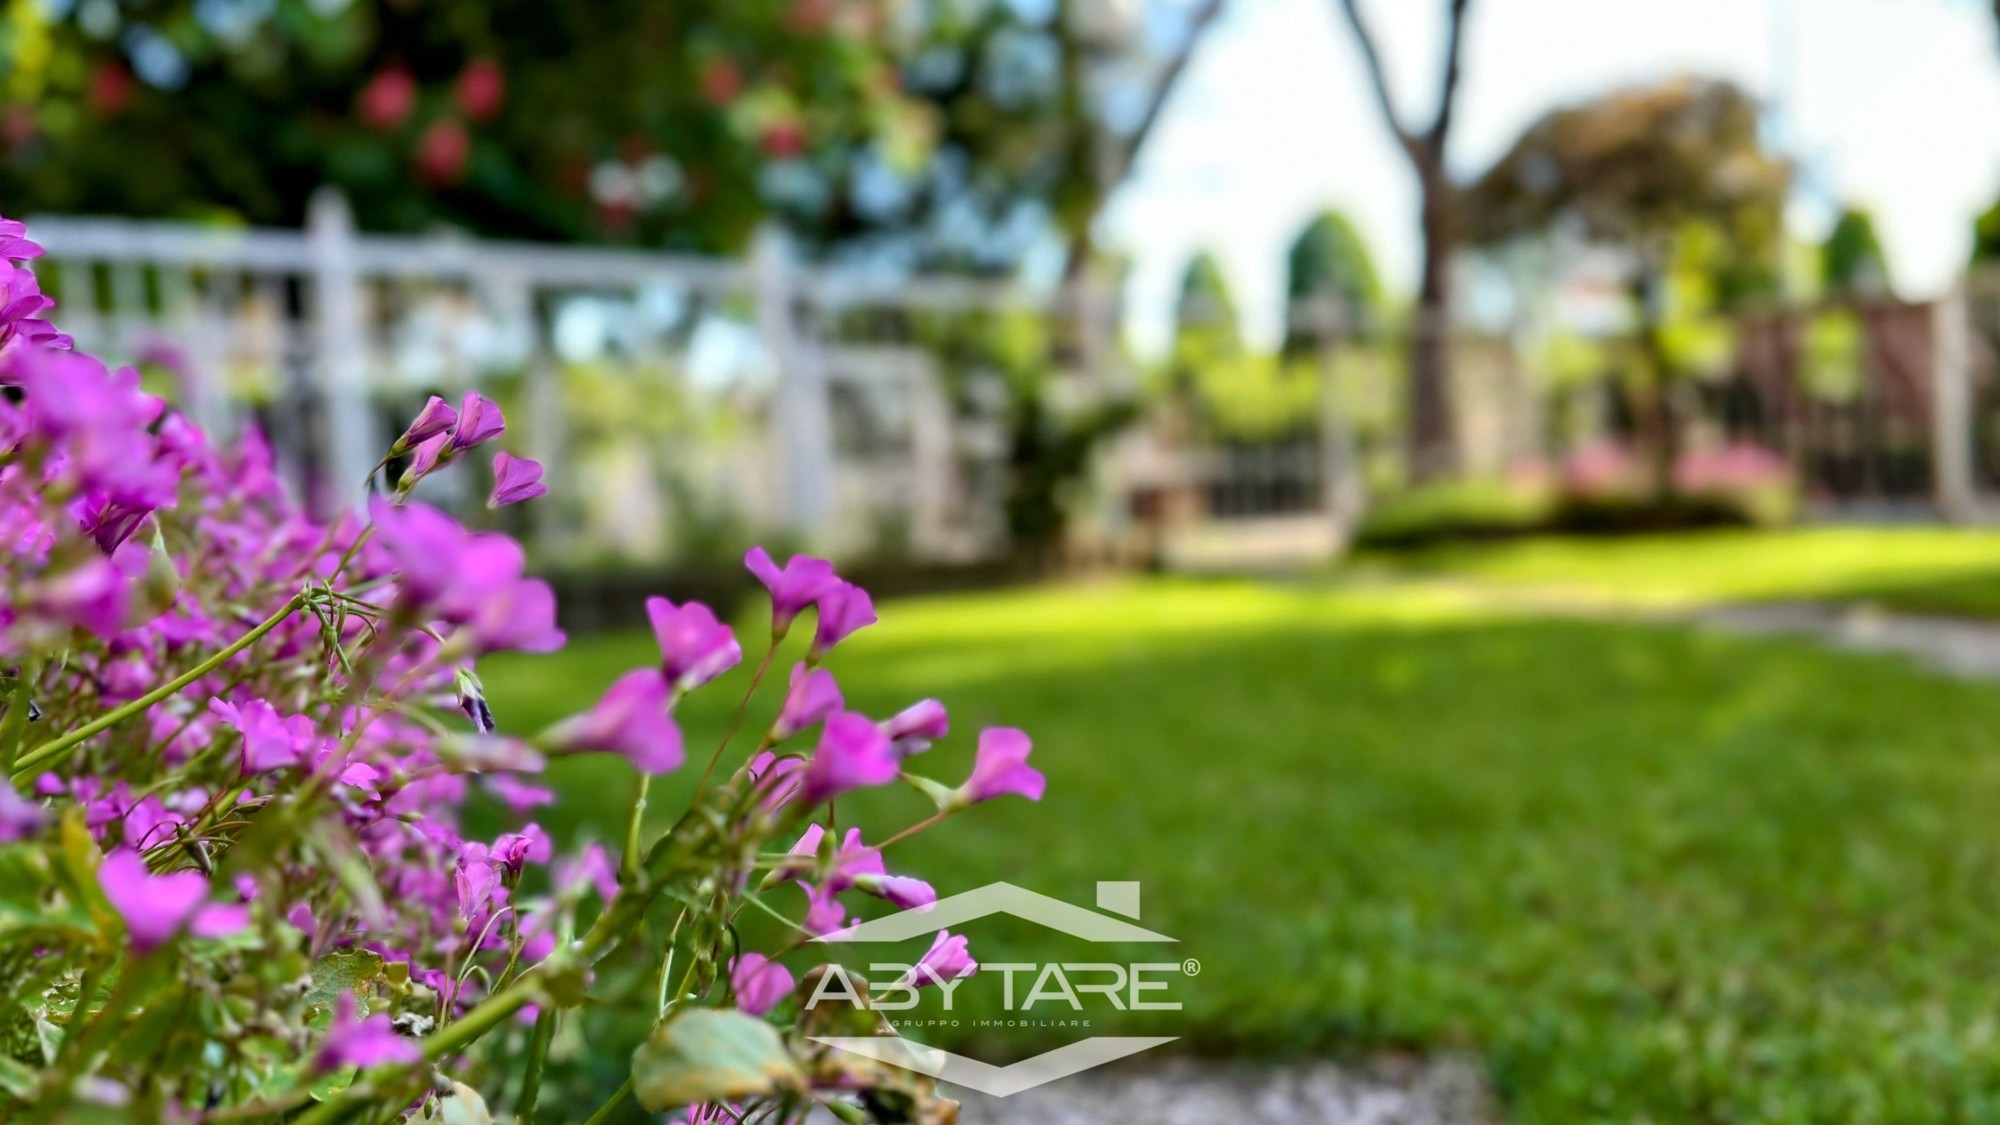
[630, 1007, 804, 1113]
[0, 1053, 35, 1098]
[303, 948, 386, 1028]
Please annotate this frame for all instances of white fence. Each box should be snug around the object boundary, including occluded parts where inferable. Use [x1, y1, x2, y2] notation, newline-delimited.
[25, 191, 1117, 564]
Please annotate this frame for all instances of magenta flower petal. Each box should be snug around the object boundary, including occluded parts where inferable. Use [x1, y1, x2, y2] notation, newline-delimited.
[97, 849, 242, 953]
[730, 953, 796, 1018]
[316, 993, 421, 1071]
[0, 786, 43, 843]
[773, 664, 842, 739]
[956, 727, 1044, 806]
[882, 699, 948, 758]
[487, 451, 547, 508]
[797, 711, 898, 805]
[550, 668, 684, 774]
[856, 873, 937, 911]
[809, 580, 876, 660]
[645, 597, 741, 691]
[449, 391, 506, 451]
[748, 752, 805, 812]
[898, 930, 977, 989]
[395, 395, 458, 451]
[744, 547, 840, 635]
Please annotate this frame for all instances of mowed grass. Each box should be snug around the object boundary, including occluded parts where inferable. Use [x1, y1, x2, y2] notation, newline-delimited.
[1361, 526, 2000, 615]
[484, 578, 2000, 1122]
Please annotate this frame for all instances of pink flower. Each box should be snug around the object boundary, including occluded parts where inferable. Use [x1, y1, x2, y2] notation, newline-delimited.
[882, 699, 947, 758]
[646, 597, 741, 691]
[315, 992, 420, 1071]
[399, 431, 450, 490]
[32, 556, 128, 637]
[449, 392, 506, 451]
[488, 451, 546, 508]
[730, 953, 795, 1017]
[456, 58, 506, 120]
[0, 785, 44, 842]
[97, 849, 247, 953]
[897, 930, 977, 989]
[357, 67, 416, 130]
[369, 499, 565, 653]
[801, 883, 847, 935]
[491, 825, 552, 876]
[954, 727, 1044, 807]
[483, 775, 555, 811]
[393, 395, 457, 453]
[555, 842, 619, 903]
[208, 698, 317, 774]
[0, 218, 44, 261]
[747, 752, 805, 811]
[797, 711, 897, 805]
[854, 873, 937, 911]
[548, 669, 684, 774]
[785, 824, 882, 891]
[464, 572, 565, 655]
[810, 581, 876, 661]
[744, 547, 839, 635]
[773, 664, 842, 739]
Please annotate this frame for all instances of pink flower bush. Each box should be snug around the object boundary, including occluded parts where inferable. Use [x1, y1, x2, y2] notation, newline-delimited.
[0, 213, 1032, 1123]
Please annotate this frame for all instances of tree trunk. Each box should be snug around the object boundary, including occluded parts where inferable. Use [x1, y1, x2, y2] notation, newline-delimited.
[1407, 168, 1456, 482]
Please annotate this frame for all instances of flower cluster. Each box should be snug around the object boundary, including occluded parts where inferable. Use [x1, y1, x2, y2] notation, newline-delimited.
[0, 213, 1040, 1123]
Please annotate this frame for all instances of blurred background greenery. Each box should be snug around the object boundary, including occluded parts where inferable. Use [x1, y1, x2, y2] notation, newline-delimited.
[21, 0, 2000, 1119]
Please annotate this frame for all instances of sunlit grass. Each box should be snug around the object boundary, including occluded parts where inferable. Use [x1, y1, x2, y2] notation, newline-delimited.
[484, 578, 2000, 1121]
[1358, 526, 2000, 613]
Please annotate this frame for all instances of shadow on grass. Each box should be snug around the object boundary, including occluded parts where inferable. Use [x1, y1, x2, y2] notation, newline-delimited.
[480, 585, 2000, 1120]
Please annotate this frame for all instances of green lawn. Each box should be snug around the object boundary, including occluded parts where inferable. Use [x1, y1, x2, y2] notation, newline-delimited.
[1359, 526, 2000, 615]
[485, 575, 2000, 1122]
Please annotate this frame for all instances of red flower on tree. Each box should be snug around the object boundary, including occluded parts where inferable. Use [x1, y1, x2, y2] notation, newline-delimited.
[456, 58, 505, 121]
[358, 67, 417, 130]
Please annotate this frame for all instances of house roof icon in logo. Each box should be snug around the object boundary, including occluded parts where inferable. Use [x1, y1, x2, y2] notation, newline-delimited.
[814, 880, 1177, 945]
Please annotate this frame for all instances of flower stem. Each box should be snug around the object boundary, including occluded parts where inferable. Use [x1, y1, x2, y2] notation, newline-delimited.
[695, 641, 778, 799]
[517, 1005, 557, 1124]
[12, 592, 306, 782]
[622, 774, 651, 879]
[579, 1078, 633, 1125]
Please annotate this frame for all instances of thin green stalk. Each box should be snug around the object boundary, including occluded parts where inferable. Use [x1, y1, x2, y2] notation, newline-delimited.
[12, 593, 307, 782]
[622, 772, 652, 879]
[517, 1006, 557, 1125]
[693, 641, 778, 799]
[580, 1078, 633, 1125]
[0, 659, 41, 772]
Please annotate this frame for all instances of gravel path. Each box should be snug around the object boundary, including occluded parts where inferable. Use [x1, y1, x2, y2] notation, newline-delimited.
[1698, 601, 2000, 681]
[943, 1055, 1495, 1124]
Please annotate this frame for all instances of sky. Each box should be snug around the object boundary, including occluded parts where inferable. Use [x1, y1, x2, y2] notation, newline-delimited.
[1102, 0, 2000, 357]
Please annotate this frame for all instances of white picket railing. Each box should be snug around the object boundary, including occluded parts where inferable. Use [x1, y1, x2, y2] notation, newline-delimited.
[25, 190, 1091, 563]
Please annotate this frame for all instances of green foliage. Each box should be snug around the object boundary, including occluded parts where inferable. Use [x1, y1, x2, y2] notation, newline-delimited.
[1822, 206, 1893, 299]
[0, 0, 1133, 264]
[1283, 209, 1384, 334]
[631, 1008, 803, 1112]
[1355, 478, 1556, 549]
[488, 561, 2000, 1121]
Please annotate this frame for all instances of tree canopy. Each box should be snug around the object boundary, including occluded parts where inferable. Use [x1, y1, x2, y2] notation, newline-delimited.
[1463, 76, 1790, 291]
[1821, 206, 1892, 299]
[0, 0, 1212, 268]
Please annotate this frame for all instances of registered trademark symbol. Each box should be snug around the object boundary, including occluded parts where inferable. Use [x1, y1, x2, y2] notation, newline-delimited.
[1182, 959, 1201, 976]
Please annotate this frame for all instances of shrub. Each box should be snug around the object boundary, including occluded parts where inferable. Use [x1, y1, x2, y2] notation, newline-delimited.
[0, 216, 1040, 1122]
